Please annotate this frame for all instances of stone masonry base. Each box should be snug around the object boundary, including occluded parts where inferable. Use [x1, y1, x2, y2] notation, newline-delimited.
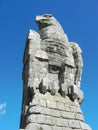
[22, 92, 91, 130]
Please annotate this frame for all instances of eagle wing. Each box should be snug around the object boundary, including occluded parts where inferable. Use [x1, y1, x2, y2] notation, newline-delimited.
[70, 42, 83, 88]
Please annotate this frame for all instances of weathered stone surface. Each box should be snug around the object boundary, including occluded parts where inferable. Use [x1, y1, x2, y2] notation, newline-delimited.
[56, 118, 68, 127]
[52, 126, 63, 130]
[57, 102, 65, 110]
[45, 116, 55, 125]
[26, 115, 36, 124]
[36, 115, 46, 124]
[39, 99, 46, 107]
[46, 100, 57, 109]
[68, 120, 80, 129]
[41, 125, 52, 130]
[50, 109, 61, 117]
[41, 107, 51, 115]
[62, 128, 73, 130]
[35, 50, 49, 60]
[28, 105, 42, 114]
[75, 113, 84, 121]
[61, 111, 75, 119]
[80, 122, 92, 130]
[36, 14, 68, 43]
[20, 14, 92, 130]
[68, 84, 84, 103]
[25, 123, 41, 130]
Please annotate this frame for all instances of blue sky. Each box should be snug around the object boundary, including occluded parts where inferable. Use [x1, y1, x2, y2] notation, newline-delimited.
[0, 0, 98, 130]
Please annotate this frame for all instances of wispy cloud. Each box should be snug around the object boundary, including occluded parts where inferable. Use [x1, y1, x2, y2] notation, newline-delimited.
[0, 102, 7, 116]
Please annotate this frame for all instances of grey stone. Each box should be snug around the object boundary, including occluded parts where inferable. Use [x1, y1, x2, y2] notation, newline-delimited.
[68, 84, 84, 104]
[70, 42, 83, 88]
[26, 115, 36, 124]
[45, 116, 55, 125]
[52, 126, 63, 130]
[23, 30, 40, 65]
[62, 128, 73, 130]
[36, 115, 46, 124]
[57, 102, 65, 110]
[30, 97, 39, 106]
[61, 111, 75, 119]
[41, 125, 52, 130]
[20, 14, 92, 130]
[75, 113, 84, 121]
[72, 106, 82, 114]
[56, 118, 68, 127]
[39, 99, 46, 107]
[50, 109, 61, 117]
[25, 123, 41, 130]
[36, 14, 68, 43]
[80, 122, 92, 130]
[41, 107, 51, 115]
[46, 100, 57, 109]
[35, 50, 49, 61]
[28, 106, 42, 114]
[68, 120, 80, 129]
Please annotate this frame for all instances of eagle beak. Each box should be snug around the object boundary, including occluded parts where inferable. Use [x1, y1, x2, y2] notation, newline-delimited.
[35, 16, 42, 22]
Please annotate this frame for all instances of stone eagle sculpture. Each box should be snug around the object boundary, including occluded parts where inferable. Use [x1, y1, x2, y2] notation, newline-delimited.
[22, 14, 83, 107]
[20, 14, 92, 130]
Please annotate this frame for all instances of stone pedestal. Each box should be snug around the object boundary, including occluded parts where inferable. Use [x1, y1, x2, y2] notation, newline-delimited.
[22, 92, 91, 130]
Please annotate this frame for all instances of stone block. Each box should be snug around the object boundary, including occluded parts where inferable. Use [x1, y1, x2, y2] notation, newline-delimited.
[61, 111, 75, 119]
[47, 73, 58, 81]
[52, 126, 63, 130]
[28, 106, 42, 114]
[30, 97, 39, 106]
[25, 123, 41, 130]
[50, 109, 61, 117]
[35, 50, 49, 61]
[41, 125, 52, 130]
[39, 99, 46, 107]
[65, 104, 78, 112]
[46, 116, 55, 125]
[62, 127, 72, 130]
[41, 107, 51, 115]
[26, 115, 36, 124]
[57, 102, 65, 110]
[64, 104, 72, 112]
[68, 120, 80, 129]
[75, 113, 84, 121]
[36, 115, 46, 124]
[62, 128, 73, 130]
[46, 100, 57, 109]
[27, 29, 40, 40]
[63, 57, 75, 67]
[56, 118, 68, 127]
[72, 106, 82, 114]
[80, 122, 92, 130]
[29, 77, 39, 89]
[72, 129, 82, 130]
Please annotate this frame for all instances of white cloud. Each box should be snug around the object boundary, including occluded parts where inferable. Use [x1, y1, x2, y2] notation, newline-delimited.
[1, 109, 6, 116]
[0, 103, 6, 110]
[0, 102, 7, 116]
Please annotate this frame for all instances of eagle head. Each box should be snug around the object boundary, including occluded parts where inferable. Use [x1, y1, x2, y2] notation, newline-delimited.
[35, 14, 62, 30]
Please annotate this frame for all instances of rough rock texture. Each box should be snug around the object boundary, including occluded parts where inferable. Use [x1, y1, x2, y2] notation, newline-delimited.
[20, 14, 92, 130]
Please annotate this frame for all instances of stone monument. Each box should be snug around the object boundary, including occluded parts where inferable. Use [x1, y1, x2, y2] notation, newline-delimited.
[20, 14, 92, 130]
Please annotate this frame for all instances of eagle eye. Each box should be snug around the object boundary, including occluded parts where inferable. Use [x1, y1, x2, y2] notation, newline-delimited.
[43, 14, 52, 18]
